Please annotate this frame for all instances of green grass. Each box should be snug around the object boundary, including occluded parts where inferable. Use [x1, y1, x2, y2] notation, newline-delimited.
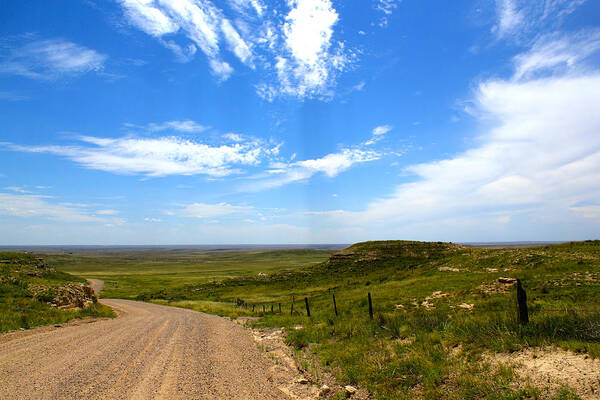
[0, 252, 115, 332]
[45, 248, 334, 299]
[41, 241, 600, 399]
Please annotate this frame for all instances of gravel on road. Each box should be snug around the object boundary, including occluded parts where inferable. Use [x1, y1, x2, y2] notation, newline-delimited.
[0, 299, 297, 399]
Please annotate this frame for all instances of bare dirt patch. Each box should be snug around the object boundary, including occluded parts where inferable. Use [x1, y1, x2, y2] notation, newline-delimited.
[494, 348, 600, 399]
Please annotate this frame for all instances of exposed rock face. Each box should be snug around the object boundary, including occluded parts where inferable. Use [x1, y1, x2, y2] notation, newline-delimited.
[30, 283, 97, 309]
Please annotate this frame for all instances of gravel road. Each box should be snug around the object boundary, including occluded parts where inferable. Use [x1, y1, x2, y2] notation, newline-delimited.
[87, 278, 104, 296]
[0, 298, 297, 399]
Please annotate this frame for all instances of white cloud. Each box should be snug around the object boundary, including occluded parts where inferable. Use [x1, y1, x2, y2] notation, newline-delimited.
[268, 0, 350, 98]
[492, 0, 587, 40]
[372, 125, 392, 136]
[376, 0, 399, 15]
[364, 125, 392, 145]
[142, 119, 209, 133]
[375, 0, 400, 27]
[180, 202, 252, 218]
[5, 135, 278, 177]
[307, 32, 600, 241]
[221, 19, 254, 67]
[247, 147, 380, 190]
[0, 193, 102, 223]
[4, 186, 31, 194]
[120, 0, 180, 36]
[118, 0, 237, 79]
[352, 81, 366, 91]
[570, 205, 600, 222]
[117, 0, 352, 98]
[513, 30, 600, 80]
[494, 0, 524, 38]
[0, 38, 106, 80]
[223, 133, 244, 142]
[144, 217, 162, 222]
[96, 209, 119, 215]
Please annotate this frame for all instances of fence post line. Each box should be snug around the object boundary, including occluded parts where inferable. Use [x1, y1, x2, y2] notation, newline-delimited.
[271, 304, 274, 313]
[333, 293, 338, 316]
[368, 292, 373, 320]
[278, 303, 281, 313]
[291, 296, 295, 316]
[252, 304, 255, 312]
[516, 279, 529, 324]
[305, 297, 311, 317]
[263, 304, 265, 313]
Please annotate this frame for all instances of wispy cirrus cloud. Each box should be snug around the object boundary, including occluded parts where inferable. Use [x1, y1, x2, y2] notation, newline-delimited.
[117, 0, 353, 99]
[513, 29, 600, 80]
[0, 192, 104, 223]
[96, 209, 119, 215]
[375, 0, 400, 27]
[492, 0, 586, 40]
[4, 134, 279, 178]
[245, 147, 380, 191]
[364, 125, 392, 145]
[125, 119, 210, 133]
[119, 0, 249, 80]
[0, 38, 106, 80]
[180, 202, 252, 218]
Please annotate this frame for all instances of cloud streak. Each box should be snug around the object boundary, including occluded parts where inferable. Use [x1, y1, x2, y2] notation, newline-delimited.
[0, 38, 106, 80]
[180, 202, 252, 218]
[0, 193, 104, 223]
[246, 147, 380, 191]
[5, 135, 279, 177]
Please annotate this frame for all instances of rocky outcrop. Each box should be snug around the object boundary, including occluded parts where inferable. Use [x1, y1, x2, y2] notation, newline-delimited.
[30, 283, 97, 309]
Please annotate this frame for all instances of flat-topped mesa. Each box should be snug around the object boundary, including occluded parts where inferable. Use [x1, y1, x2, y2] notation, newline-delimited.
[321, 240, 467, 273]
[329, 240, 466, 262]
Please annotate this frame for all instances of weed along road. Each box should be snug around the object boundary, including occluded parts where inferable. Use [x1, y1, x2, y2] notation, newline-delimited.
[0, 299, 294, 399]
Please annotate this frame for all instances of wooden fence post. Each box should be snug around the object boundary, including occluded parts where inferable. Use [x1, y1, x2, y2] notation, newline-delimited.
[262, 304, 265, 313]
[291, 296, 295, 316]
[305, 297, 311, 317]
[368, 292, 373, 320]
[278, 303, 281, 313]
[516, 279, 529, 324]
[332, 293, 338, 316]
[252, 304, 255, 312]
[271, 304, 274, 313]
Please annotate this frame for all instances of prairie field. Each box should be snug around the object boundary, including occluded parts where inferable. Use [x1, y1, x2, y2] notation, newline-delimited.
[34, 241, 600, 399]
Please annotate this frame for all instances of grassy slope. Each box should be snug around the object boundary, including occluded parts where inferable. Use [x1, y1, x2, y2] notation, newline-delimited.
[48, 242, 600, 399]
[46, 248, 334, 299]
[0, 252, 115, 332]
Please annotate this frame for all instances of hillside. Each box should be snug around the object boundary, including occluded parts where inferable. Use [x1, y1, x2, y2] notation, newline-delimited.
[132, 240, 600, 399]
[0, 252, 114, 332]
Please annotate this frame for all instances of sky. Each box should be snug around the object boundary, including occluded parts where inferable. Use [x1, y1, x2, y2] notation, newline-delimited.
[1, 0, 599, 245]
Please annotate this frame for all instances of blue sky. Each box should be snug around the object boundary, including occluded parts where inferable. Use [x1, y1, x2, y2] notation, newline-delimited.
[1, 0, 599, 244]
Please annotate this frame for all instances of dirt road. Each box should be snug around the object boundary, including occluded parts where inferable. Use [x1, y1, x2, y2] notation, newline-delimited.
[0, 299, 300, 399]
[87, 278, 105, 296]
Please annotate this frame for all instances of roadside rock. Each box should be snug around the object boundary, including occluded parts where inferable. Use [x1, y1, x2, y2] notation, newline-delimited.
[30, 282, 98, 309]
[319, 385, 330, 396]
[345, 385, 358, 395]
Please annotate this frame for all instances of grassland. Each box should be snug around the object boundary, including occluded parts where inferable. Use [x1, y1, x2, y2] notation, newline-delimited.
[0, 252, 115, 332]
[44, 248, 335, 299]
[40, 241, 600, 399]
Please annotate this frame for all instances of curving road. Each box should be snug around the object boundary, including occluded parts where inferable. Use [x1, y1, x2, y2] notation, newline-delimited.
[0, 298, 295, 399]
